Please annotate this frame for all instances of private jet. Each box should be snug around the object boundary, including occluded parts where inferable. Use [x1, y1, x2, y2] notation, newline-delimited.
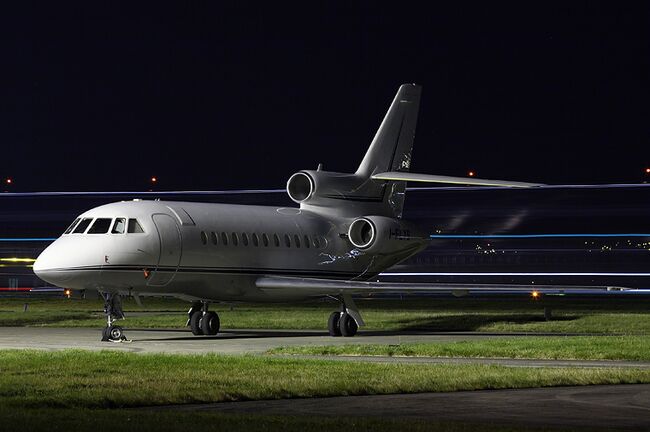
[35, 84, 594, 342]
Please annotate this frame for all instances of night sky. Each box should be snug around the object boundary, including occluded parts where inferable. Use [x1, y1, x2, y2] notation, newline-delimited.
[3, 2, 650, 191]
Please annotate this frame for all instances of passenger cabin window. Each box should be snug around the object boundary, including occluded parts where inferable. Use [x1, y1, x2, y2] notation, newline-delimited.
[87, 218, 112, 234]
[221, 232, 228, 246]
[200, 231, 208, 245]
[231, 232, 239, 246]
[127, 219, 145, 233]
[294, 234, 301, 248]
[111, 218, 126, 234]
[242, 233, 249, 246]
[64, 218, 81, 234]
[273, 234, 280, 247]
[284, 234, 291, 248]
[304, 235, 310, 248]
[210, 232, 218, 245]
[252, 233, 259, 247]
[73, 218, 93, 234]
[313, 236, 320, 248]
[262, 233, 269, 247]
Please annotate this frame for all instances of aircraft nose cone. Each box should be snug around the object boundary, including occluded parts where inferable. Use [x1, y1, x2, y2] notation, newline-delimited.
[33, 242, 73, 286]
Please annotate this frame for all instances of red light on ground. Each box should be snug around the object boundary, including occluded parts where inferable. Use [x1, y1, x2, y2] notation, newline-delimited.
[468, 171, 475, 177]
[150, 177, 157, 183]
[5, 178, 12, 185]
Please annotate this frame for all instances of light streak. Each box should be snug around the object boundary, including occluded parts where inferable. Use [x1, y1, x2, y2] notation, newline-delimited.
[0, 258, 36, 263]
[381, 272, 650, 276]
[430, 233, 650, 239]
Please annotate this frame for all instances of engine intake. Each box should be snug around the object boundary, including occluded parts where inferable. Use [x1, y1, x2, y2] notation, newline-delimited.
[286, 172, 314, 203]
[348, 218, 376, 249]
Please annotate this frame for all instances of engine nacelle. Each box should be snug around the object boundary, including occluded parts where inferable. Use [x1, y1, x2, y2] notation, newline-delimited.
[346, 215, 425, 254]
[286, 172, 315, 203]
[348, 218, 376, 249]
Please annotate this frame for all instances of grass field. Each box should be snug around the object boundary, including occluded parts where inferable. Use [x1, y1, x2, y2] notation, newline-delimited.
[1, 350, 649, 410]
[0, 350, 646, 431]
[2, 295, 650, 334]
[270, 335, 650, 361]
[1, 297, 649, 431]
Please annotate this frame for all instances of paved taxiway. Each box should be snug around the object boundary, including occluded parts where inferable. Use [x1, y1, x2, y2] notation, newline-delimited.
[1, 327, 649, 369]
[0, 327, 505, 354]
[152, 384, 650, 431]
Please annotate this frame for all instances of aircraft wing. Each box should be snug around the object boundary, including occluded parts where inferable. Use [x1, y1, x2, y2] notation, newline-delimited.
[256, 276, 627, 296]
[371, 172, 544, 188]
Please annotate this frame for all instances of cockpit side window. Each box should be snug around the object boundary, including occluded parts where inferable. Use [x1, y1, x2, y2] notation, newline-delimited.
[127, 219, 145, 233]
[72, 218, 94, 234]
[63, 218, 81, 235]
[111, 218, 126, 234]
[88, 218, 113, 234]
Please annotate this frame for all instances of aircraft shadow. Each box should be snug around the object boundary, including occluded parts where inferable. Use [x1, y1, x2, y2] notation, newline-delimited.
[123, 318, 582, 342]
[397, 313, 577, 333]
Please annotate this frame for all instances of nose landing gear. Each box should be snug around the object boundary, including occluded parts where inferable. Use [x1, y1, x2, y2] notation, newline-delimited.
[327, 294, 364, 337]
[101, 292, 128, 342]
[187, 302, 220, 336]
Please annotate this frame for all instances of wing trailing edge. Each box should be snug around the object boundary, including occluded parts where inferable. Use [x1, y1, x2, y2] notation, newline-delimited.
[372, 172, 544, 188]
[256, 276, 625, 296]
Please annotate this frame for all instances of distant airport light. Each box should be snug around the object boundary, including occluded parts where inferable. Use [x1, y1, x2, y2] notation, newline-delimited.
[150, 177, 158, 183]
[645, 168, 650, 174]
[5, 178, 12, 185]
[64, 289, 71, 298]
[531, 290, 540, 300]
[468, 171, 475, 177]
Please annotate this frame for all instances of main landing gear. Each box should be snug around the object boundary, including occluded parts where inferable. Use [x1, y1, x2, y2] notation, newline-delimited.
[187, 301, 220, 336]
[101, 292, 128, 342]
[327, 294, 364, 337]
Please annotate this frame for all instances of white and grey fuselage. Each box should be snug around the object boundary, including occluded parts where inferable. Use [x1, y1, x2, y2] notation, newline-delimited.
[34, 199, 426, 302]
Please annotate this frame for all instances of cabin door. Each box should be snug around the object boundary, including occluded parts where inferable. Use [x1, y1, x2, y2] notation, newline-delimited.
[147, 214, 182, 286]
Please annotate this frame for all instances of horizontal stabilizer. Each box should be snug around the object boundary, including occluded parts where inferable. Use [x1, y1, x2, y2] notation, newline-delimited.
[256, 276, 623, 296]
[372, 172, 544, 188]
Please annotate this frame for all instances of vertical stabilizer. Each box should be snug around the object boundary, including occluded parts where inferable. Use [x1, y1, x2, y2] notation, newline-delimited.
[356, 84, 421, 178]
[357, 84, 421, 218]
[292, 84, 422, 219]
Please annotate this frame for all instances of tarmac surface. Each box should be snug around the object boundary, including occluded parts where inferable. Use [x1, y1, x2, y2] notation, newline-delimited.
[152, 384, 650, 431]
[1, 327, 649, 369]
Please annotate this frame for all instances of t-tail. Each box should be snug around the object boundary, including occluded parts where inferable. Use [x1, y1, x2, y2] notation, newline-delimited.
[285, 83, 542, 218]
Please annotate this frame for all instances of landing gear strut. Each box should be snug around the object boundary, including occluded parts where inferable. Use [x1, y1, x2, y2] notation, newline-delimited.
[101, 292, 127, 342]
[187, 302, 220, 336]
[328, 294, 364, 337]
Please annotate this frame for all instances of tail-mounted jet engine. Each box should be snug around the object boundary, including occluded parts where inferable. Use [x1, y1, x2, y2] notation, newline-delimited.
[347, 215, 426, 253]
[286, 170, 397, 217]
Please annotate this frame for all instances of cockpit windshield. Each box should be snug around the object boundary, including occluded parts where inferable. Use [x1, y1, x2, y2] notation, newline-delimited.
[63, 218, 81, 234]
[63, 217, 145, 235]
[72, 218, 93, 234]
[87, 218, 112, 234]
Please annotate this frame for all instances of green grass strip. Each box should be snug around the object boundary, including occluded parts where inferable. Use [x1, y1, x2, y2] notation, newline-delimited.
[269, 336, 650, 361]
[0, 350, 649, 409]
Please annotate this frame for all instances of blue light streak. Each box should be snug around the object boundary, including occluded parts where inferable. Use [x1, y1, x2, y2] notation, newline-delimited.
[430, 233, 650, 239]
[381, 272, 650, 276]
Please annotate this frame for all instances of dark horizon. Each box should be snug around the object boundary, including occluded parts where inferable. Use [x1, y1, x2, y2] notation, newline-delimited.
[3, 2, 650, 192]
